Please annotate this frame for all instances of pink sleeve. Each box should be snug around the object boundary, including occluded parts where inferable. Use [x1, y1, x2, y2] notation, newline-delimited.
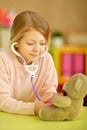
[0, 58, 35, 115]
[40, 54, 58, 102]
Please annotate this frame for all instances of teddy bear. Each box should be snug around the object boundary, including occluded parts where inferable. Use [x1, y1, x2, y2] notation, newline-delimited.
[39, 73, 87, 121]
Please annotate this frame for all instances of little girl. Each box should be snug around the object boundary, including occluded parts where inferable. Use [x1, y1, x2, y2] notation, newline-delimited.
[0, 11, 58, 115]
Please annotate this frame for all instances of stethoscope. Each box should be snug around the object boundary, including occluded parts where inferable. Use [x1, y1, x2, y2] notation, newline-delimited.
[11, 42, 47, 101]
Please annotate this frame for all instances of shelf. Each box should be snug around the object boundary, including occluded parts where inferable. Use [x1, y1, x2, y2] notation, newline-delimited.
[49, 45, 87, 83]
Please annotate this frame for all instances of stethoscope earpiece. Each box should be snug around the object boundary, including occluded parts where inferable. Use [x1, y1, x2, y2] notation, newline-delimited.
[11, 42, 20, 57]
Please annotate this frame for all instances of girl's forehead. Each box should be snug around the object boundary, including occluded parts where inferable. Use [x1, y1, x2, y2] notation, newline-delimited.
[22, 30, 46, 41]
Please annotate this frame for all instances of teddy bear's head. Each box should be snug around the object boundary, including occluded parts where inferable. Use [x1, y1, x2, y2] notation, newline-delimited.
[62, 73, 87, 99]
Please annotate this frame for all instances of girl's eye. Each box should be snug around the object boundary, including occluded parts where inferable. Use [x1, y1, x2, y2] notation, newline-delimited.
[26, 42, 34, 45]
[40, 43, 46, 45]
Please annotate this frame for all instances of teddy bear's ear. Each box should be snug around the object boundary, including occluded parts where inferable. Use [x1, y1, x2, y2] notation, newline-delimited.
[74, 79, 83, 90]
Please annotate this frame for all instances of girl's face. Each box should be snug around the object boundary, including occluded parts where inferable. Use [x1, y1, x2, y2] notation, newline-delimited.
[16, 29, 46, 64]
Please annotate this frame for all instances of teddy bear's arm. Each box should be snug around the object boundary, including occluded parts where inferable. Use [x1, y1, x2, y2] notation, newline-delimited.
[51, 95, 71, 108]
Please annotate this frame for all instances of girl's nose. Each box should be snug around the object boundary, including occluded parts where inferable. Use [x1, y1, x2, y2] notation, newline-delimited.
[33, 44, 40, 52]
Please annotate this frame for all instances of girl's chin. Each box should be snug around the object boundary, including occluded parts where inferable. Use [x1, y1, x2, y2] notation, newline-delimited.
[28, 57, 38, 64]
[32, 56, 39, 61]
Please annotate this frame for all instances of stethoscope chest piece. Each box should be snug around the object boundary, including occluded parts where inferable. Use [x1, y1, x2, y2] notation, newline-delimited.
[24, 62, 39, 77]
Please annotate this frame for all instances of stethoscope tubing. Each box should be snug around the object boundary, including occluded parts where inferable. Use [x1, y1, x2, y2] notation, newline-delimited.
[30, 77, 41, 101]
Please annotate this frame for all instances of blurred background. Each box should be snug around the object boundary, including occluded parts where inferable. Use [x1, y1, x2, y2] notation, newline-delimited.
[0, 0, 87, 33]
[0, 0, 87, 105]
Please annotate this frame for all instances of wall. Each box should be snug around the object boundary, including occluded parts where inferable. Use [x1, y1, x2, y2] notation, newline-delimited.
[0, 0, 87, 35]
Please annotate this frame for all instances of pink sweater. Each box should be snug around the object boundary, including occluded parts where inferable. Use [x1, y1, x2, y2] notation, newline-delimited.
[0, 49, 58, 115]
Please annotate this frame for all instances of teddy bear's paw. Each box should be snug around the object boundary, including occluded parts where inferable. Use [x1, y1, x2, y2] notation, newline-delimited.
[39, 106, 59, 120]
[39, 106, 67, 121]
[51, 96, 71, 108]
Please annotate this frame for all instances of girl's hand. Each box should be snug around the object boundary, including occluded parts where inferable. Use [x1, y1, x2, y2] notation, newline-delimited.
[34, 101, 51, 115]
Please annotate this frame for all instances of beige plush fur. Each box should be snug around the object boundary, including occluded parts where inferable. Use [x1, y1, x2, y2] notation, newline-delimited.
[39, 73, 87, 121]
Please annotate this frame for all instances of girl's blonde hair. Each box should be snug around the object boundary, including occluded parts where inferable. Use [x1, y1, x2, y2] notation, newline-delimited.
[10, 11, 51, 45]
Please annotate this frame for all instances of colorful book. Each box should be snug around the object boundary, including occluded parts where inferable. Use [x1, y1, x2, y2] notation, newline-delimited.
[61, 53, 72, 77]
[61, 53, 85, 77]
[73, 54, 85, 74]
